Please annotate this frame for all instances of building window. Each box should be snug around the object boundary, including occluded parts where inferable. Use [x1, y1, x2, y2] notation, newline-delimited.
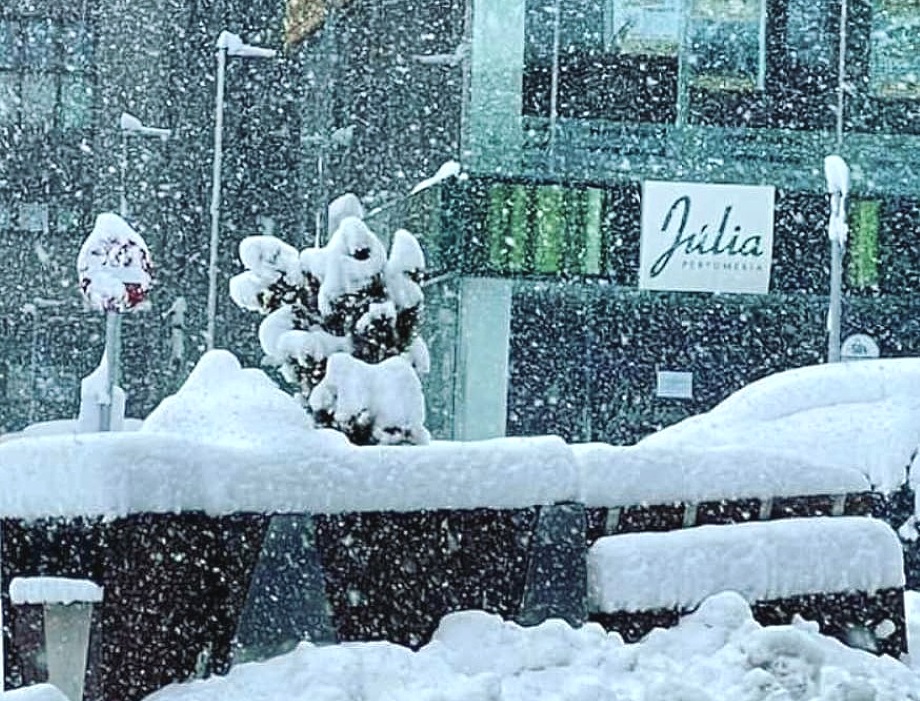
[870, 0, 920, 98]
[522, 0, 679, 123]
[0, 16, 94, 131]
[687, 0, 766, 92]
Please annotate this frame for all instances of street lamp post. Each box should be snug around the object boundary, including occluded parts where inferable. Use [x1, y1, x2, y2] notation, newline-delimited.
[206, 31, 277, 351]
[824, 154, 850, 364]
[103, 113, 171, 431]
[119, 112, 171, 218]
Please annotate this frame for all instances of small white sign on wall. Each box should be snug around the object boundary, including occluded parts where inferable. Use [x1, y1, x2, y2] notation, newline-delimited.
[639, 180, 776, 294]
[656, 370, 694, 399]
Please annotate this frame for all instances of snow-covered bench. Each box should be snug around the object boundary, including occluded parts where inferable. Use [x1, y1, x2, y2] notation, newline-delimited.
[573, 442, 897, 552]
[587, 516, 907, 656]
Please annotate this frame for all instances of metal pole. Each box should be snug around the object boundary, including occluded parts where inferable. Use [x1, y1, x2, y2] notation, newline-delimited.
[548, 0, 561, 160]
[120, 132, 128, 218]
[835, 0, 848, 150]
[828, 238, 843, 362]
[206, 47, 228, 351]
[100, 310, 120, 431]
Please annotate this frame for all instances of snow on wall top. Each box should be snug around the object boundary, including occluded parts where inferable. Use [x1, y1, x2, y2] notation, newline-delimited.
[638, 358, 920, 493]
[588, 516, 904, 613]
[1, 354, 917, 520]
[0, 351, 577, 520]
[574, 443, 869, 507]
[9, 576, 103, 605]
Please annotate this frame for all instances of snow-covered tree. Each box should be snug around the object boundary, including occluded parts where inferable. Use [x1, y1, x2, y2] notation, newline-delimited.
[230, 195, 430, 445]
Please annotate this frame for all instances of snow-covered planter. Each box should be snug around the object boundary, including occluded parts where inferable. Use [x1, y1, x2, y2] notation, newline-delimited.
[231, 199, 430, 445]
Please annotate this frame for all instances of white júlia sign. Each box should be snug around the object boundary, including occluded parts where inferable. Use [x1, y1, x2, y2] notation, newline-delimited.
[639, 181, 776, 294]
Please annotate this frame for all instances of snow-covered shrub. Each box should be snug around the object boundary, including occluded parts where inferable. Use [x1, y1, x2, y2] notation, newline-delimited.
[230, 195, 430, 445]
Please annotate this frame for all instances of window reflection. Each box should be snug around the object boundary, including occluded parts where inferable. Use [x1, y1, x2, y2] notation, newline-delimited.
[870, 0, 920, 98]
[0, 17, 92, 131]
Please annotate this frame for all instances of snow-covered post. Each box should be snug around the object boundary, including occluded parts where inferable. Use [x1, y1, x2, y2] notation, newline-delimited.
[9, 577, 104, 701]
[77, 213, 153, 431]
[824, 155, 849, 364]
[206, 31, 277, 351]
[119, 112, 171, 219]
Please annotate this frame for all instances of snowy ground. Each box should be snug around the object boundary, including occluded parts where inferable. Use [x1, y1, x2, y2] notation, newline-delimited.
[2, 355, 920, 699]
[135, 593, 919, 701]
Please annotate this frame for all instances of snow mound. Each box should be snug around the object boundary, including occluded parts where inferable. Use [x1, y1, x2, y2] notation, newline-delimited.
[142, 595, 920, 701]
[588, 517, 904, 614]
[640, 358, 920, 493]
[143, 350, 313, 449]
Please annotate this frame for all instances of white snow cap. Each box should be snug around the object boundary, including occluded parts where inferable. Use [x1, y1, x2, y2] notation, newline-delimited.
[317, 216, 387, 316]
[9, 576, 103, 605]
[216, 30, 276, 58]
[309, 352, 430, 445]
[824, 154, 850, 197]
[238, 236, 303, 286]
[77, 212, 152, 313]
[386, 229, 426, 310]
[327, 192, 365, 236]
[824, 154, 850, 245]
[410, 159, 461, 195]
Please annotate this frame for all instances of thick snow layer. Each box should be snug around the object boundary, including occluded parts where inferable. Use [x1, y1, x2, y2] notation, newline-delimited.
[588, 517, 904, 614]
[639, 358, 920, 493]
[9, 577, 103, 605]
[2, 353, 918, 519]
[309, 353, 430, 446]
[0, 684, 70, 701]
[0, 351, 577, 519]
[143, 596, 920, 701]
[575, 443, 869, 507]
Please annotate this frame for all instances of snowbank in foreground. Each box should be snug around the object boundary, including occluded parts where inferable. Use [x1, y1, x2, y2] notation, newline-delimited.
[0, 351, 577, 519]
[143, 593, 920, 701]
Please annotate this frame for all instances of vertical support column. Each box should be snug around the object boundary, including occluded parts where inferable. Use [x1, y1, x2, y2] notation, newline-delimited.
[8, 577, 103, 701]
[455, 277, 512, 441]
[466, 0, 526, 172]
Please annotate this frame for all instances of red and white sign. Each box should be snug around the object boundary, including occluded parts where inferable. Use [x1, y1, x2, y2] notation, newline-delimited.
[77, 213, 153, 313]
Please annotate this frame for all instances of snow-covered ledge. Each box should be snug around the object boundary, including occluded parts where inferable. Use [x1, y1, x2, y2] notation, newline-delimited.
[0, 351, 578, 520]
[3, 353, 920, 521]
[587, 517, 904, 614]
[9, 577, 104, 701]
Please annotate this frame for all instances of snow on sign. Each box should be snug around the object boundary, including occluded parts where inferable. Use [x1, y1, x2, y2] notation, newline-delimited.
[639, 181, 775, 294]
[77, 213, 153, 313]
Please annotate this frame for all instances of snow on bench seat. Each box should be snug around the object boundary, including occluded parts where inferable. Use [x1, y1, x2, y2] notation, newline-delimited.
[587, 516, 903, 614]
[9, 576, 103, 606]
[574, 443, 870, 508]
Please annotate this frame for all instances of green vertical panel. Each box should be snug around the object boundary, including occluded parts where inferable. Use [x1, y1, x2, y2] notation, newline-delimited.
[562, 189, 588, 276]
[508, 184, 531, 273]
[584, 188, 604, 275]
[848, 200, 881, 289]
[535, 185, 563, 273]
